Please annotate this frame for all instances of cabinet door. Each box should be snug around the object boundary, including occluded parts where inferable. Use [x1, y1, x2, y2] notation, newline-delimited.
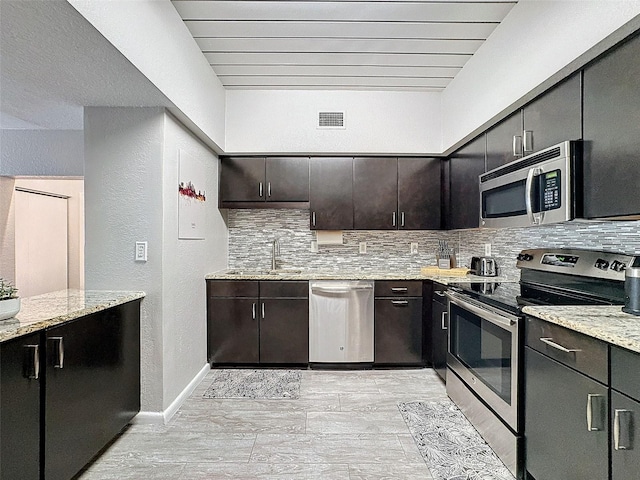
[353, 157, 398, 230]
[525, 347, 608, 480]
[374, 297, 423, 365]
[260, 298, 309, 364]
[266, 157, 309, 202]
[583, 33, 640, 218]
[611, 391, 640, 480]
[486, 112, 522, 171]
[207, 297, 259, 364]
[398, 157, 441, 230]
[310, 157, 353, 230]
[0, 333, 40, 480]
[220, 157, 265, 202]
[523, 73, 582, 153]
[431, 296, 447, 381]
[446, 135, 485, 230]
[45, 302, 141, 480]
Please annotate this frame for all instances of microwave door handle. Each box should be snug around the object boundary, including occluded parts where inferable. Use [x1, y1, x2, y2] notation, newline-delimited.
[525, 167, 544, 225]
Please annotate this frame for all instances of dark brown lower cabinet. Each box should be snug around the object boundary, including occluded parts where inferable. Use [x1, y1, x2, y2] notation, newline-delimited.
[525, 346, 608, 480]
[0, 333, 41, 480]
[430, 285, 448, 381]
[44, 301, 141, 480]
[207, 280, 308, 365]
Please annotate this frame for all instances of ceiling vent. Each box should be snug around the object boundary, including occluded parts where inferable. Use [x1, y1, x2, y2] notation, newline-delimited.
[318, 111, 345, 129]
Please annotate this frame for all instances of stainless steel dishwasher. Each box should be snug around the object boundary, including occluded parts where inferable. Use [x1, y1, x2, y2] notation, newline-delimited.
[309, 280, 374, 364]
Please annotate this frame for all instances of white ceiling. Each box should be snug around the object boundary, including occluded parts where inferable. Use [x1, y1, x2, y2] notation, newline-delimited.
[172, 0, 518, 90]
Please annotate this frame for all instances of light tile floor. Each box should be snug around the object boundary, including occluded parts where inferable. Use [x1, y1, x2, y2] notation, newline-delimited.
[79, 368, 448, 480]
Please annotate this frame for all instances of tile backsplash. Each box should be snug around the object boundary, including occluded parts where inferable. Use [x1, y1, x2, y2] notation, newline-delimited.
[227, 209, 640, 279]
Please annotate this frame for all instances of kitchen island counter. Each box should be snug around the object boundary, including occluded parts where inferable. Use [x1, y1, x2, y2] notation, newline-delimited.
[522, 305, 640, 354]
[0, 289, 145, 343]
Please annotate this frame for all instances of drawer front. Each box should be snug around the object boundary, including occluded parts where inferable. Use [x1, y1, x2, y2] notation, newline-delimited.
[526, 316, 608, 384]
[259, 281, 309, 298]
[611, 346, 640, 400]
[207, 280, 259, 297]
[375, 280, 422, 297]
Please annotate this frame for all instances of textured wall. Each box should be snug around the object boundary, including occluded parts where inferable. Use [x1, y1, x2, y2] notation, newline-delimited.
[228, 209, 640, 280]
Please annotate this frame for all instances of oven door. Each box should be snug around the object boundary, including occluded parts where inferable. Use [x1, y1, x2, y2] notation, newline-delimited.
[446, 291, 520, 431]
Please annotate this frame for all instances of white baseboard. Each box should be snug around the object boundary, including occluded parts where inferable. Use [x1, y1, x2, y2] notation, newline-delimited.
[133, 362, 210, 425]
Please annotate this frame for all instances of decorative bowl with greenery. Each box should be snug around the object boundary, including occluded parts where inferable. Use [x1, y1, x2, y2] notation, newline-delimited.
[0, 278, 20, 321]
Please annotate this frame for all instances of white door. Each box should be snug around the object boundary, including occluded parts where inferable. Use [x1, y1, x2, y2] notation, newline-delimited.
[15, 190, 68, 297]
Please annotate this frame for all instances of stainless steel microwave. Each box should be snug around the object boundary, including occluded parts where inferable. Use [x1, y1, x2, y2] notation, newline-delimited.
[479, 141, 582, 228]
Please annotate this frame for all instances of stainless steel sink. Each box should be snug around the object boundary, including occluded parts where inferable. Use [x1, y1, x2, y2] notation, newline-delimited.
[224, 269, 303, 276]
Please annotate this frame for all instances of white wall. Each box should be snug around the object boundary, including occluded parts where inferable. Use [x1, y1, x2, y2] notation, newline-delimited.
[441, 0, 640, 150]
[84, 107, 227, 415]
[225, 90, 442, 154]
[69, 0, 226, 152]
[0, 129, 84, 176]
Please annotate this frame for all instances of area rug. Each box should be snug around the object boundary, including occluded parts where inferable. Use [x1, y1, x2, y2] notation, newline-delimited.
[398, 401, 515, 480]
[203, 369, 301, 399]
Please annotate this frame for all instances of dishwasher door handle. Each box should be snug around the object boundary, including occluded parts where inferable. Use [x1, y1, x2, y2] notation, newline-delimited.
[311, 286, 351, 294]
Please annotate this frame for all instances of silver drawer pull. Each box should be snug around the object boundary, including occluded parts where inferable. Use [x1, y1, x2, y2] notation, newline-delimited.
[312, 212, 316, 227]
[435, 291, 446, 297]
[441, 311, 448, 330]
[391, 287, 408, 293]
[391, 300, 409, 306]
[587, 393, 605, 431]
[259, 182, 263, 197]
[24, 344, 40, 380]
[252, 303, 256, 320]
[614, 409, 633, 450]
[392, 212, 396, 227]
[540, 337, 581, 353]
[49, 336, 64, 369]
[261, 302, 265, 319]
[400, 212, 405, 227]
[267, 182, 271, 197]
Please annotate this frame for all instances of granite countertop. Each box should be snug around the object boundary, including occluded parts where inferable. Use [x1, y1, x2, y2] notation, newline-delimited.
[522, 305, 640, 354]
[205, 268, 516, 285]
[0, 289, 145, 343]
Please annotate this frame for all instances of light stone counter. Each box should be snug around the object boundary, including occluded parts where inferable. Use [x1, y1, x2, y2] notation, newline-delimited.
[0, 289, 145, 343]
[205, 268, 515, 285]
[522, 305, 640, 354]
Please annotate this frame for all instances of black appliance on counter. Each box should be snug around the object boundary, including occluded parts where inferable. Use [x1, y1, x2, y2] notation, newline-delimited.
[445, 248, 634, 479]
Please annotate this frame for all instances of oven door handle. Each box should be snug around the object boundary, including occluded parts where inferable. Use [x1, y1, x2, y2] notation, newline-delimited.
[445, 291, 516, 328]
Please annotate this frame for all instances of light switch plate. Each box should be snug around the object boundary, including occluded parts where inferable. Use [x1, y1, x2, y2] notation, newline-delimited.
[359, 242, 367, 254]
[135, 241, 148, 262]
[484, 243, 492, 256]
[411, 242, 418, 254]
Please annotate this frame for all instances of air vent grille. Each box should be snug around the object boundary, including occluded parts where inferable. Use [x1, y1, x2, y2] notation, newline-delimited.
[481, 146, 562, 183]
[318, 111, 345, 129]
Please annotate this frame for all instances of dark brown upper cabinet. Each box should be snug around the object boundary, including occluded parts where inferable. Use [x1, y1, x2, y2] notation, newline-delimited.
[398, 158, 441, 230]
[583, 32, 640, 218]
[445, 135, 486, 230]
[353, 157, 398, 230]
[310, 157, 354, 230]
[522, 73, 582, 154]
[219, 157, 309, 208]
[485, 111, 523, 172]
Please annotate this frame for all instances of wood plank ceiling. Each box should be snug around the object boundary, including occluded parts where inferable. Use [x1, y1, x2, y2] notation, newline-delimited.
[172, 0, 517, 90]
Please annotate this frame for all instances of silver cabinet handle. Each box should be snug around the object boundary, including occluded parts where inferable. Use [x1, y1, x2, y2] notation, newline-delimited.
[268, 182, 271, 197]
[259, 182, 263, 197]
[523, 130, 534, 153]
[391, 300, 409, 306]
[614, 409, 633, 450]
[392, 212, 396, 227]
[400, 212, 405, 227]
[49, 336, 64, 369]
[312, 211, 316, 227]
[587, 393, 605, 431]
[391, 287, 408, 293]
[24, 344, 40, 380]
[252, 303, 256, 320]
[261, 302, 265, 319]
[435, 291, 446, 297]
[441, 311, 448, 330]
[540, 337, 581, 353]
[513, 135, 523, 157]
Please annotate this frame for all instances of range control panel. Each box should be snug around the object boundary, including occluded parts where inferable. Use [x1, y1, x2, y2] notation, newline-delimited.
[517, 248, 633, 280]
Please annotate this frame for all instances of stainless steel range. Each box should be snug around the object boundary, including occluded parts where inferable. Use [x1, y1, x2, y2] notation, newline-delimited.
[445, 248, 634, 479]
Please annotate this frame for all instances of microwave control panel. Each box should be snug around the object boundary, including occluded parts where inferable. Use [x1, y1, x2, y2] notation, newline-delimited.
[541, 170, 561, 211]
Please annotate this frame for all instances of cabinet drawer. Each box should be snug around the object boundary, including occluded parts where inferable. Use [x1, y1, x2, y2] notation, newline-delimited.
[432, 283, 448, 306]
[375, 281, 422, 297]
[611, 346, 640, 400]
[207, 280, 259, 297]
[526, 316, 608, 384]
[260, 281, 308, 298]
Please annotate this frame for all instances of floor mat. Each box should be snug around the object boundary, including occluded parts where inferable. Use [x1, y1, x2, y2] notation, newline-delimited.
[203, 369, 301, 399]
[398, 400, 515, 480]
